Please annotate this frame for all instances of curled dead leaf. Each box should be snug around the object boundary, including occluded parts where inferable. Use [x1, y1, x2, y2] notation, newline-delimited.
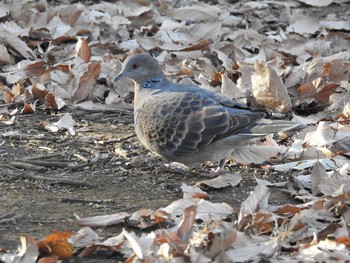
[12, 82, 25, 97]
[274, 204, 301, 216]
[73, 61, 101, 103]
[32, 84, 49, 99]
[26, 61, 49, 76]
[21, 102, 34, 114]
[252, 61, 292, 113]
[0, 84, 14, 103]
[75, 38, 91, 63]
[180, 38, 212, 52]
[177, 205, 196, 242]
[175, 67, 192, 76]
[298, 81, 338, 104]
[44, 93, 58, 109]
[37, 231, 73, 259]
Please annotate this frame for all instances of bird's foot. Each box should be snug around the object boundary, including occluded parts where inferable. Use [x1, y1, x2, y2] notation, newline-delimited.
[157, 162, 192, 176]
[197, 158, 229, 178]
[197, 167, 226, 178]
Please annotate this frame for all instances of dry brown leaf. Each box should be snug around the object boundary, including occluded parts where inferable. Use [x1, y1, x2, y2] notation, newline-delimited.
[37, 255, 59, 263]
[52, 36, 77, 45]
[181, 183, 209, 199]
[175, 67, 192, 76]
[274, 204, 302, 216]
[26, 61, 48, 76]
[155, 229, 187, 257]
[153, 210, 172, 224]
[180, 38, 212, 52]
[21, 102, 34, 114]
[298, 81, 339, 103]
[37, 231, 73, 260]
[32, 84, 49, 99]
[75, 38, 91, 63]
[252, 212, 273, 233]
[336, 236, 350, 249]
[251, 61, 292, 113]
[12, 82, 24, 97]
[44, 93, 58, 109]
[177, 205, 196, 242]
[52, 64, 71, 72]
[73, 61, 101, 103]
[0, 84, 14, 103]
[323, 60, 350, 83]
[237, 184, 270, 229]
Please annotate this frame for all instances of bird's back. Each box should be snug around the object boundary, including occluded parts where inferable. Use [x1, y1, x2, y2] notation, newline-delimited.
[134, 83, 267, 164]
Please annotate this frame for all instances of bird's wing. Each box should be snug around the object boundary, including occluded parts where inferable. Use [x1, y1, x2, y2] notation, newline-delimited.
[140, 89, 265, 156]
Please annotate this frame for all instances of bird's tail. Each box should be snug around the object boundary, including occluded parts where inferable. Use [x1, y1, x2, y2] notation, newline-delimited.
[249, 119, 306, 135]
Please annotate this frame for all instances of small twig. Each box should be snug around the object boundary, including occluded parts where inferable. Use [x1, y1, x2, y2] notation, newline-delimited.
[9, 161, 48, 171]
[0, 213, 16, 220]
[8, 173, 93, 187]
[21, 153, 64, 161]
[56, 138, 78, 147]
[16, 160, 69, 168]
[0, 215, 21, 224]
[2, 134, 60, 142]
[59, 197, 118, 204]
[99, 135, 136, 145]
[69, 152, 101, 171]
[115, 133, 136, 143]
[27, 219, 66, 224]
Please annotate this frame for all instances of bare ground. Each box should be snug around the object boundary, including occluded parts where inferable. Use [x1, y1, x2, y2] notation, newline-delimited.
[0, 106, 298, 261]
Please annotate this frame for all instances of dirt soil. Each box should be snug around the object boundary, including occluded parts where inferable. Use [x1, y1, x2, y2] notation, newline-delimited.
[0, 107, 297, 261]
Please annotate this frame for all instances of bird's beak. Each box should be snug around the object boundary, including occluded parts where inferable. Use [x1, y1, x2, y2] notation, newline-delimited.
[114, 72, 126, 82]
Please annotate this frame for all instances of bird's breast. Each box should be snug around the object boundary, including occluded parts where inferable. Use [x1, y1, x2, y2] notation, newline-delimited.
[134, 92, 185, 152]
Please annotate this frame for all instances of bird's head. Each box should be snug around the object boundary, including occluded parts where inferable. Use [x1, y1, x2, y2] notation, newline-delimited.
[114, 54, 165, 86]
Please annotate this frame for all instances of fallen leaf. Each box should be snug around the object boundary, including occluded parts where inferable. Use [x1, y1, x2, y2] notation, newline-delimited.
[177, 205, 196, 242]
[21, 102, 34, 114]
[26, 61, 48, 76]
[181, 183, 209, 199]
[76, 212, 129, 227]
[180, 38, 212, 52]
[196, 173, 241, 189]
[237, 184, 270, 229]
[122, 228, 143, 259]
[37, 231, 73, 259]
[13, 236, 39, 263]
[251, 61, 292, 113]
[73, 61, 101, 103]
[32, 84, 49, 99]
[75, 38, 91, 63]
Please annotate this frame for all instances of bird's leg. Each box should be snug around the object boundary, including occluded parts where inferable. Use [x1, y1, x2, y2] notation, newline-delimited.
[199, 158, 228, 178]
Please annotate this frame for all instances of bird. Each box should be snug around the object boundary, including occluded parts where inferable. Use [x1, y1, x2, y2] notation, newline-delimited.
[114, 53, 302, 177]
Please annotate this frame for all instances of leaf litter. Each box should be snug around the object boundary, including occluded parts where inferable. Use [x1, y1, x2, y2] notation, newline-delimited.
[0, 0, 350, 262]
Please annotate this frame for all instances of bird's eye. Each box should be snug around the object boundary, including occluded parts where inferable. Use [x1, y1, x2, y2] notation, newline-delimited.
[132, 63, 139, 69]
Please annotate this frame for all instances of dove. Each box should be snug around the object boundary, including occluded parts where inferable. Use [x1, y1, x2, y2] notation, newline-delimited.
[114, 53, 302, 176]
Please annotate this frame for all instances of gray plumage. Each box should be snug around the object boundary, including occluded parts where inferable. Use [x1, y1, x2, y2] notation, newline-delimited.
[114, 54, 302, 174]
